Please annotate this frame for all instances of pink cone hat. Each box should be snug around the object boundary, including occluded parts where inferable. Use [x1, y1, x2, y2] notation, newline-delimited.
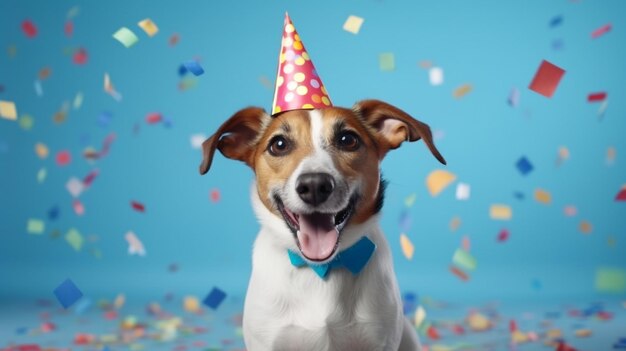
[272, 13, 332, 116]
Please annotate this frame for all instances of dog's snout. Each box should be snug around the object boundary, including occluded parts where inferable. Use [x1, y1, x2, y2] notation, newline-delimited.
[296, 172, 335, 206]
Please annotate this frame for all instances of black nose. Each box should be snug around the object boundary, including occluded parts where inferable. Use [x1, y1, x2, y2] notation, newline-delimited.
[296, 172, 335, 206]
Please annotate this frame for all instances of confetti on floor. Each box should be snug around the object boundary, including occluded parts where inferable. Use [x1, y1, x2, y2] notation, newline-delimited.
[426, 169, 456, 196]
[343, 15, 364, 34]
[528, 60, 565, 98]
[112, 27, 139, 48]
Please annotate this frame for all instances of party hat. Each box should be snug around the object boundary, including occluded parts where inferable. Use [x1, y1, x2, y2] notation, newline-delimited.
[272, 13, 332, 116]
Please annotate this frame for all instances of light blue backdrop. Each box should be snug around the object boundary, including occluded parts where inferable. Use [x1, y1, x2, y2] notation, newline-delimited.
[1, 0, 625, 302]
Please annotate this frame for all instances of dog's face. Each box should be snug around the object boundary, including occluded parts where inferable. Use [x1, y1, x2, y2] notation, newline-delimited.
[200, 100, 445, 263]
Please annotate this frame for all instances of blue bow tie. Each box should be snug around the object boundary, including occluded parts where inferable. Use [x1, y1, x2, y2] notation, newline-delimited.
[287, 236, 376, 279]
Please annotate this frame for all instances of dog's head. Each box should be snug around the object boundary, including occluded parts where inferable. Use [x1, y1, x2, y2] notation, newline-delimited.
[200, 100, 445, 263]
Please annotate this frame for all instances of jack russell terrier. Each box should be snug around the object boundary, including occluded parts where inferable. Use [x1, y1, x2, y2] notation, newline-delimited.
[199, 100, 446, 350]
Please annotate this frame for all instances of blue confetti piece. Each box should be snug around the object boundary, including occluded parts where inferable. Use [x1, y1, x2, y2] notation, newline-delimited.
[48, 205, 60, 221]
[184, 60, 204, 76]
[398, 210, 411, 232]
[163, 116, 173, 128]
[516, 156, 533, 176]
[74, 297, 92, 315]
[552, 39, 564, 50]
[402, 292, 418, 315]
[178, 64, 188, 76]
[513, 191, 525, 200]
[97, 111, 113, 128]
[203, 287, 226, 309]
[15, 327, 28, 335]
[549, 15, 563, 28]
[53, 278, 83, 309]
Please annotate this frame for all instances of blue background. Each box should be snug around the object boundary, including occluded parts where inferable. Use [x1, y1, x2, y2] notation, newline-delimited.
[1, 0, 625, 349]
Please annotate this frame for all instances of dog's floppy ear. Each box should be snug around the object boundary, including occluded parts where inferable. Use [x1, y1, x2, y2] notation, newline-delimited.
[353, 99, 446, 165]
[199, 107, 269, 175]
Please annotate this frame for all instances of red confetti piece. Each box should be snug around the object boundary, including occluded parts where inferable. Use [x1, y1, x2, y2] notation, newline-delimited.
[73, 48, 88, 65]
[64, 21, 74, 37]
[450, 265, 469, 281]
[587, 92, 607, 102]
[451, 324, 465, 335]
[83, 170, 99, 187]
[616, 188, 626, 201]
[427, 325, 440, 340]
[56, 150, 71, 166]
[591, 23, 611, 39]
[509, 319, 518, 332]
[21, 20, 37, 38]
[73, 199, 85, 216]
[5, 345, 42, 351]
[556, 341, 580, 351]
[169, 33, 180, 46]
[145, 112, 162, 124]
[497, 228, 509, 242]
[104, 310, 118, 320]
[210, 189, 221, 203]
[529, 60, 565, 98]
[131, 201, 145, 212]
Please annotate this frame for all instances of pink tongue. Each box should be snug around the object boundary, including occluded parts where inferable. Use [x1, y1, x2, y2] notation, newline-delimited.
[297, 213, 338, 261]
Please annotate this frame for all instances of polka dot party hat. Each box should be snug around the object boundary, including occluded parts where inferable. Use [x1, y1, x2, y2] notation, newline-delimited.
[272, 13, 332, 116]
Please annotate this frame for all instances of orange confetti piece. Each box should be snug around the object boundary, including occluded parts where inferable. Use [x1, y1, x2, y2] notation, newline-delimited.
[579, 220, 592, 234]
[453, 84, 472, 99]
[426, 169, 456, 196]
[534, 189, 552, 204]
[450, 265, 469, 281]
[399, 233, 414, 260]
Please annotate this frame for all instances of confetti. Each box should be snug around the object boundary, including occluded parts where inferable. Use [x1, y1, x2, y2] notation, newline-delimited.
[114, 294, 126, 309]
[595, 268, 626, 293]
[53, 279, 83, 309]
[19, 114, 34, 130]
[606, 146, 616, 165]
[73, 92, 83, 109]
[450, 265, 469, 281]
[65, 228, 83, 251]
[0, 100, 18, 120]
[453, 84, 472, 99]
[38, 67, 51, 80]
[22, 20, 38, 38]
[190, 133, 206, 149]
[209, 189, 221, 203]
[399, 233, 414, 260]
[137, 18, 159, 37]
[37, 168, 47, 183]
[429, 67, 444, 86]
[125, 231, 146, 256]
[73, 199, 85, 215]
[65, 20, 74, 37]
[528, 60, 565, 98]
[508, 87, 520, 107]
[414, 305, 426, 328]
[534, 189, 552, 204]
[183, 296, 201, 313]
[131, 201, 145, 212]
[66, 177, 85, 197]
[564, 205, 577, 216]
[48, 205, 60, 221]
[549, 15, 563, 28]
[34, 143, 48, 159]
[452, 248, 476, 271]
[104, 73, 122, 101]
[145, 112, 162, 124]
[616, 188, 626, 201]
[183, 60, 204, 76]
[97, 111, 113, 127]
[426, 169, 456, 196]
[203, 287, 227, 309]
[461, 235, 470, 252]
[72, 48, 88, 65]
[404, 193, 417, 207]
[343, 15, 364, 34]
[379, 53, 395, 71]
[112, 27, 139, 48]
[467, 312, 491, 331]
[579, 220, 592, 234]
[556, 146, 569, 166]
[26, 218, 45, 234]
[591, 23, 611, 39]
[168, 33, 180, 46]
[455, 183, 470, 200]
[516, 156, 533, 175]
[490, 204, 512, 220]
[56, 150, 71, 166]
[588, 92, 607, 102]
[575, 329, 592, 338]
[449, 216, 461, 231]
[83, 169, 99, 187]
[497, 229, 509, 242]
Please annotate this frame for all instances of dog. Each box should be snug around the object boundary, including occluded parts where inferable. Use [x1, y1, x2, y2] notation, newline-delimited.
[200, 99, 446, 350]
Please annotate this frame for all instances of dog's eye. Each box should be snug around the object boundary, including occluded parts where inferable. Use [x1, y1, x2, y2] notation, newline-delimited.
[337, 131, 360, 151]
[268, 136, 291, 156]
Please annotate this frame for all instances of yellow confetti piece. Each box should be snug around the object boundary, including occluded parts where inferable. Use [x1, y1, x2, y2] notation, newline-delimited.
[414, 305, 426, 328]
[449, 216, 461, 231]
[404, 193, 417, 207]
[343, 15, 364, 34]
[114, 293, 126, 309]
[579, 220, 592, 234]
[453, 84, 472, 99]
[534, 189, 552, 204]
[65, 228, 83, 251]
[138, 18, 159, 37]
[546, 329, 562, 339]
[426, 169, 456, 196]
[511, 330, 529, 344]
[112, 27, 139, 48]
[399, 233, 414, 260]
[379, 53, 395, 71]
[467, 312, 491, 331]
[490, 204, 512, 220]
[575, 329, 592, 337]
[183, 296, 200, 313]
[35, 142, 48, 159]
[0, 100, 17, 120]
[27, 218, 45, 234]
[595, 267, 626, 293]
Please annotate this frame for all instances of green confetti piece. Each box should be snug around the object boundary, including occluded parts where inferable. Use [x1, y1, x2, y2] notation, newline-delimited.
[27, 218, 45, 234]
[112, 27, 139, 48]
[19, 114, 34, 130]
[37, 167, 47, 183]
[65, 228, 83, 251]
[379, 52, 395, 71]
[452, 248, 477, 271]
[595, 267, 626, 293]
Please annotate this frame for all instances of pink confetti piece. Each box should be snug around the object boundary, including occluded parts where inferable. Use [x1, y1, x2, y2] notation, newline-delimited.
[145, 112, 162, 124]
[564, 205, 578, 216]
[210, 189, 221, 203]
[497, 229, 510, 242]
[83, 169, 99, 187]
[56, 150, 71, 166]
[450, 266, 469, 281]
[591, 23, 611, 39]
[64, 21, 73, 37]
[461, 235, 471, 252]
[73, 48, 88, 65]
[73, 199, 84, 216]
[22, 20, 37, 38]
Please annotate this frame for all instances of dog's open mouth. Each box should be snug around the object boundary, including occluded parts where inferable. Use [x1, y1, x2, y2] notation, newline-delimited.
[275, 196, 355, 262]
